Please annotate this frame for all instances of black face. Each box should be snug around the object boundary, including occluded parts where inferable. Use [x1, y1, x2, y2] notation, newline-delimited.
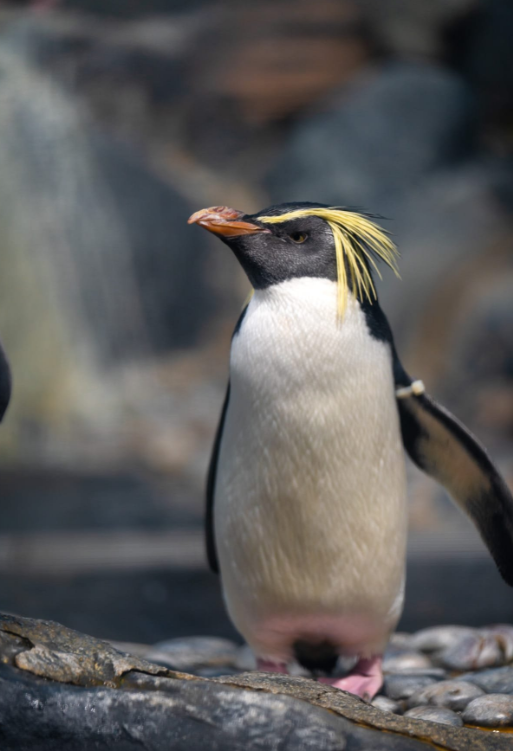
[188, 202, 391, 338]
[223, 203, 338, 290]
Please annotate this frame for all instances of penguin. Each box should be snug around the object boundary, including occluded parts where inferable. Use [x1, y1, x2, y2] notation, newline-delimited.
[188, 202, 513, 700]
[0, 340, 11, 423]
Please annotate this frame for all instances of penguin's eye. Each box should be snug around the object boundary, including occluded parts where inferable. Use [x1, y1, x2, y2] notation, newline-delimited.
[288, 232, 308, 244]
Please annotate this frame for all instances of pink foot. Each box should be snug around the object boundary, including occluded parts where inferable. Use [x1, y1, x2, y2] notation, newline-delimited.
[256, 658, 288, 674]
[319, 655, 382, 701]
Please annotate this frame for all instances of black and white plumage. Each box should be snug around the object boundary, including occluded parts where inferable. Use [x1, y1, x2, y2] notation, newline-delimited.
[0, 340, 11, 424]
[189, 202, 513, 698]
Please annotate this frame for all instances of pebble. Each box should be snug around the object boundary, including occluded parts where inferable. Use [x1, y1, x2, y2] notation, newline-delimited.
[481, 625, 513, 662]
[437, 631, 505, 671]
[388, 632, 413, 650]
[145, 637, 240, 671]
[406, 680, 485, 712]
[409, 626, 475, 654]
[383, 673, 440, 701]
[460, 666, 513, 695]
[382, 651, 433, 673]
[143, 624, 513, 733]
[404, 706, 463, 727]
[462, 694, 513, 728]
[235, 645, 257, 671]
[371, 696, 402, 714]
[195, 666, 243, 678]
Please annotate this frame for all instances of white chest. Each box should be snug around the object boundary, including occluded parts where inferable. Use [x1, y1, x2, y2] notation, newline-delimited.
[214, 279, 407, 654]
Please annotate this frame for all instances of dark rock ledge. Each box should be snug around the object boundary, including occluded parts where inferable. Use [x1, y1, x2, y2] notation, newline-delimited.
[0, 613, 510, 751]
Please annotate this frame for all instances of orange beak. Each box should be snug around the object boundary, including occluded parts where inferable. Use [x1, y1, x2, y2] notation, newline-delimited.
[188, 206, 270, 238]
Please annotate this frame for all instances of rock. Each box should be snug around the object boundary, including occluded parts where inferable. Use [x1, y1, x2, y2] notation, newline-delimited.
[194, 666, 242, 678]
[265, 61, 476, 218]
[60, 0, 209, 18]
[220, 672, 509, 750]
[460, 666, 513, 695]
[189, 1, 371, 134]
[404, 706, 464, 727]
[0, 663, 355, 751]
[1, 612, 512, 751]
[89, 134, 218, 356]
[375, 160, 513, 379]
[389, 632, 414, 650]
[383, 651, 433, 673]
[372, 695, 403, 714]
[0, 612, 174, 688]
[447, 0, 513, 147]
[235, 644, 257, 670]
[145, 636, 240, 671]
[0, 40, 215, 362]
[437, 631, 506, 671]
[399, 669, 448, 679]
[383, 673, 441, 701]
[481, 625, 513, 662]
[108, 640, 157, 659]
[442, 274, 513, 439]
[462, 694, 513, 728]
[406, 680, 485, 712]
[409, 626, 476, 653]
[360, 0, 476, 58]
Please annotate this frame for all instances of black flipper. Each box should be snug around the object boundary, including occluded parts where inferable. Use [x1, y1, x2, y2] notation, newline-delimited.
[0, 340, 11, 422]
[205, 383, 230, 573]
[205, 305, 249, 574]
[394, 351, 513, 587]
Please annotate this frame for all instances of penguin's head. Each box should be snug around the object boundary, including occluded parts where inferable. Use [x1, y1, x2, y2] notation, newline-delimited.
[188, 202, 399, 317]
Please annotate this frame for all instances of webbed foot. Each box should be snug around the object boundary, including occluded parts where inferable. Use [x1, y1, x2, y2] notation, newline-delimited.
[319, 655, 382, 701]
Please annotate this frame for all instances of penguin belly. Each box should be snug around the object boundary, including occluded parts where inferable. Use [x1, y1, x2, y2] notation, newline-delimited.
[214, 278, 407, 663]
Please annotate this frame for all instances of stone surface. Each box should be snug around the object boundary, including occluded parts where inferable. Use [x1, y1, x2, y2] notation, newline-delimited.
[389, 632, 414, 650]
[460, 666, 513, 695]
[0, 612, 175, 688]
[144, 636, 240, 671]
[219, 672, 510, 750]
[437, 631, 506, 671]
[462, 694, 513, 728]
[407, 680, 485, 712]
[409, 626, 476, 653]
[360, 0, 476, 58]
[451, 0, 513, 145]
[405, 706, 464, 727]
[372, 695, 402, 714]
[383, 650, 433, 672]
[0, 663, 355, 751]
[235, 643, 257, 670]
[0, 612, 512, 750]
[265, 61, 476, 217]
[481, 625, 513, 662]
[384, 673, 441, 701]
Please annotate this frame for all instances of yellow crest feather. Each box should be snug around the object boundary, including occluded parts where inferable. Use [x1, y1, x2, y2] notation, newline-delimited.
[258, 208, 400, 318]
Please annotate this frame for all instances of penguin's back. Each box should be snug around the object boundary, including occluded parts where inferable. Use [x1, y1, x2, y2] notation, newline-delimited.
[215, 277, 407, 660]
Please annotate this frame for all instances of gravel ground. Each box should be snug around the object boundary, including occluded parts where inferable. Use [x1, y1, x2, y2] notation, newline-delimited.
[114, 624, 513, 730]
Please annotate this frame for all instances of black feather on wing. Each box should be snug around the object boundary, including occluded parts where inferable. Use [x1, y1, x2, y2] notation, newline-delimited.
[394, 350, 513, 587]
[205, 305, 249, 574]
[0, 341, 11, 422]
[205, 383, 230, 574]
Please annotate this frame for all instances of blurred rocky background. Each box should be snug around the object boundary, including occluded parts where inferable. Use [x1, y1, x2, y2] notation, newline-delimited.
[0, 0, 512, 642]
